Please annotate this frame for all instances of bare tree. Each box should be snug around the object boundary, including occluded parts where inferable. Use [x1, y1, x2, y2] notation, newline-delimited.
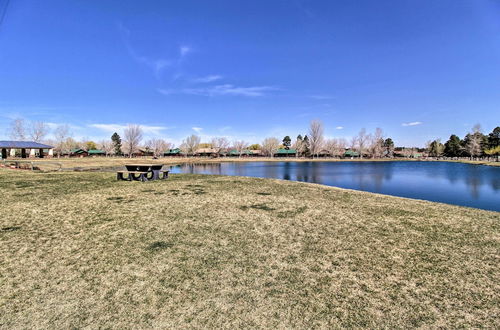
[369, 128, 385, 158]
[232, 140, 248, 158]
[211, 137, 230, 156]
[99, 140, 114, 156]
[308, 120, 324, 157]
[54, 124, 70, 157]
[9, 118, 26, 141]
[180, 134, 201, 156]
[356, 128, 370, 159]
[325, 138, 346, 158]
[123, 124, 143, 158]
[349, 136, 358, 152]
[146, 138, 171, 158]
[30, 121, 49, 142]
[466, 124, 483, 159]
[292, 135, 304, 158]
[261, 137, 280, 157]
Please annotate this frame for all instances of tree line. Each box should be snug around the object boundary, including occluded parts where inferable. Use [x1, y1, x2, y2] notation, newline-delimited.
[427, 125, 500, 160]
[6, 118, 500, 160]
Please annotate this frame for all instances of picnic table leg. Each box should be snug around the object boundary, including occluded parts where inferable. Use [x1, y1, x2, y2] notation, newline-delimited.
[162, 171, 169, 179]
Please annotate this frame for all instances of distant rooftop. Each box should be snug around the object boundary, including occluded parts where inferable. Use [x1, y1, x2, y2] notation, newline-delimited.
[0, 141, 54, 149]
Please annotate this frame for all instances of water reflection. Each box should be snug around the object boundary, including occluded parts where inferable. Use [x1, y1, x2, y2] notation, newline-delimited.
[170, 161, 500, 211]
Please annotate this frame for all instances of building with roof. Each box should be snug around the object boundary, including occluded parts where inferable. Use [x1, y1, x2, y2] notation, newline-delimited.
[343, 150, 360, 158]
[70, 149, 88, 157]
[88, 149, 106, 156]
[164, 148, 183, 157]
[0, 141, 54, 159]
[275, 149, 297, 157]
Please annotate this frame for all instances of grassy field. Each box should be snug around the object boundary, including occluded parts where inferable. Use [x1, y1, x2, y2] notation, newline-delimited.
[1, 169, 499, 328]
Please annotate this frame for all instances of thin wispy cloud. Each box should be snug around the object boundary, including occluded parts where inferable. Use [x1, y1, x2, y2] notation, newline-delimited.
[336, 126, 344, 130]
[192, 75, 223, 83]
[180, 46, 191, 57]
[89, 123, 170, 135]
[158, 84, 279, 97]
[402, 121, 423, 127]
[192, 126, 203, 133]
[308, 95, 335, 100]
[118, 23, 190, 80]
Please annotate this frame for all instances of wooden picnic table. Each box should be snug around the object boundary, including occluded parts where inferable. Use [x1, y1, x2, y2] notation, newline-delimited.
[117, 164, 169, 182]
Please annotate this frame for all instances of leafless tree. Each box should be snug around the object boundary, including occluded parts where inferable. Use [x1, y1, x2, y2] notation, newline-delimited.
[325, 138, 346, 157]
[356, 128, 370, 159]
[349, 136, 358, 152]
[9, 118, 26, 141]
[466, 124, 483, 159]
[30, 121, 49, 142]
[232, 140, 248, 158]
[54, 124, 71, 157]
[180, 134, 201, 156]
[211, 137, 230, 156]
[123, 124, 143, 158]
[99, 140, 114, 156]
[261, 137, 280, 157]
[292, 136, 305, 158]
[369, 128, 385, 158]
[146, 138, 171, 158]
[308, 120, 324, 157]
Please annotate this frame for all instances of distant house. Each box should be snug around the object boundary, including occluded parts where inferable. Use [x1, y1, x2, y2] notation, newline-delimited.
[275, 149, 297, 157]
[70, 148, 88, 157]
[250, 150, 262, 157]
[227, 149, 253, 157]
[88, 149, 106, 157]
[196, 148, 218, 157]
[343, 150, 359, 158]
[0, 141, 54, 159]
[164, 148, 183, 157]
[134, 149, 154, 157]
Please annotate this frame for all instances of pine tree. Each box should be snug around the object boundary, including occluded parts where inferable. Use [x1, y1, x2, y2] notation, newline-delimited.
[444, 135, 463, 157]
[282, 136, 291, 150]
[111, 132, 122, 156]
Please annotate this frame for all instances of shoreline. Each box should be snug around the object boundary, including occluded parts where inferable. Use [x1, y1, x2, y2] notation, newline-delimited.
[23, 156, 500, 170]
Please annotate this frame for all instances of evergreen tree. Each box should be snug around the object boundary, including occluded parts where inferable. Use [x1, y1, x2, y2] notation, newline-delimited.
[383, 138, 394, 157]
[444, 135, 463, 157]
[111, 132, 122, 156]
[303, 135, 310, 157]
[488, 127, 500, 148]
[282, 136, 291, 150]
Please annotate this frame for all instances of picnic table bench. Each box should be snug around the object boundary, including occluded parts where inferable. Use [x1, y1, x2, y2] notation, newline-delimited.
[117, 164, 169, 182]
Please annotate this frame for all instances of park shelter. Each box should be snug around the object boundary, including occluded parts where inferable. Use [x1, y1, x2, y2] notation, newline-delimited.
[344, 150, 360, 158]
[88, 149, 106, 156]
[196, 148, 218, 157]
[164, 148, 182, 157]
[70, 149, 88, 157]
[0, 141, 54, 159]
[275, 149, 297, 157]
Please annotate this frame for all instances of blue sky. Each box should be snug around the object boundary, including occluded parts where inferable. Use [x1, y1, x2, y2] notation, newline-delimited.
[0, 0, 499, 146]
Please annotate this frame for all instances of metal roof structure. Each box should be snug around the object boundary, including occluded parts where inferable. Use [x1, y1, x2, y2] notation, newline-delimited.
[0, 141, 54, 149]
[276, 149, 297, 154]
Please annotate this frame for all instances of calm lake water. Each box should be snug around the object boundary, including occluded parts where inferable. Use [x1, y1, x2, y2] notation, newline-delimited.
[170, 161, 500, 212]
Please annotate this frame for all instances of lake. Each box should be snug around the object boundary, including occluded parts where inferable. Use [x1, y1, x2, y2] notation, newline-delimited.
[170, 161, 500, 212]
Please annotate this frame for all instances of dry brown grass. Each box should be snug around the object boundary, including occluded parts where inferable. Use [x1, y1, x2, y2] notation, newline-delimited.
[0, 168, 499, 328]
